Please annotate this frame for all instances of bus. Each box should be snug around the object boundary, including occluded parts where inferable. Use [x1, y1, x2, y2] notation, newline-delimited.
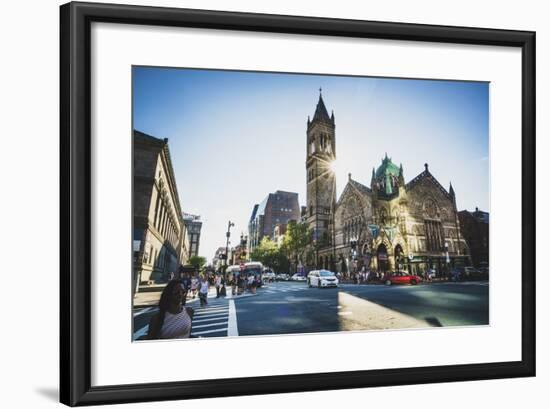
[225, 262, 264, 287]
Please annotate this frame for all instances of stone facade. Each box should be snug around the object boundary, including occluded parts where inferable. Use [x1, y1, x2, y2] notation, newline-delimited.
[306, 94, 471, 276]
[306, 92, 336, 246]
[133, 130, 189, 287]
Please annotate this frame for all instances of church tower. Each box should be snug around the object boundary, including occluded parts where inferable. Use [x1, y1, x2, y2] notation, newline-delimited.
[306, 89, 336, 247]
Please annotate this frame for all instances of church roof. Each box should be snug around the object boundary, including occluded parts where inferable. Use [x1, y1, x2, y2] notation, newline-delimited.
[375, 153, 400, 179]
[312, 93, 332, 123]
[349, 178, 372, 195]
[406, 163, 453, 199]
[336, 176, 371, 207]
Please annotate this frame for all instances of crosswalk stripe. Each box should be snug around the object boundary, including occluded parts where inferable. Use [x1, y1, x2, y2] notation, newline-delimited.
[191, 327, 227, 336]
[133, 325, 148, 340]
[193, 312, 228, 319]
[194, 306, 229, 312]
[192, 321, 228, 329]
[192, 315, 228, 323]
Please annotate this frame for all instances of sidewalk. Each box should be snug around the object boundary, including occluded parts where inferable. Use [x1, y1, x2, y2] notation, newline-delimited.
[133, 285, 220, 308]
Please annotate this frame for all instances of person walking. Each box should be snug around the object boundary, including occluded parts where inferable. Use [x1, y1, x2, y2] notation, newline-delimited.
[198, 275, 209, 307]
[147, 280, 193, 340]
[247, 273, 256, 294]
[190, 274, 199, 299]
[215, 274, 222, 298]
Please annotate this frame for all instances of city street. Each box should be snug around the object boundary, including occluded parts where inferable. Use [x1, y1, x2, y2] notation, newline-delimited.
[133, 280, 489, 340]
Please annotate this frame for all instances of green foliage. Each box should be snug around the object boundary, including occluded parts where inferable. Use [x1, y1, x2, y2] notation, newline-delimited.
[280, 220, 312, 265]
[188, 255, 207, 271]
[250, 237, 289, 273]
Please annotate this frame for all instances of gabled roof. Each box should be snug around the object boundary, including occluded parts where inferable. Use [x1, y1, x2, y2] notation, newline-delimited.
[406, 165, 452, 199]
[349, 178, 372, 196]
[336, 177, 371, 207]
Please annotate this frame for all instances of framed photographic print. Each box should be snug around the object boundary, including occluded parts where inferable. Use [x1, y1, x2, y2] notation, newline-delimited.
[60, 1, 536, 406]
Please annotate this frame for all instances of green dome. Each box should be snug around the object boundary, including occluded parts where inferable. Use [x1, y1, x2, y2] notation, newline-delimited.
[375, 154, 400, 179]
[373, 154, 402, 197]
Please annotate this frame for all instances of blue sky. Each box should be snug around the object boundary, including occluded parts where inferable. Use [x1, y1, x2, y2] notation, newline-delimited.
[133, 67, 489, 261]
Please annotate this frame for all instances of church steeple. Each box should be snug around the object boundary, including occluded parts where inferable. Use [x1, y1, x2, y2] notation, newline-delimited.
[311, 88, 333, 125]
[306, 89, 336, 257]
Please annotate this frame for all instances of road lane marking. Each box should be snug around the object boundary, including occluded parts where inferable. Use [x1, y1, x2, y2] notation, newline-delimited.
[227, 299, 239, 337]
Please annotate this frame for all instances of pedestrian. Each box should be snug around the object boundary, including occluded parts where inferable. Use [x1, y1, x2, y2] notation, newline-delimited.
[230, 273, 237, 296]
[147, 280, 193, 340]
[198, 275, 209, 307]
[215, 274, 222, 298]
[190, 274, 199, 299]
[247, 273, 256, 294]
[179, 272, 190, 303]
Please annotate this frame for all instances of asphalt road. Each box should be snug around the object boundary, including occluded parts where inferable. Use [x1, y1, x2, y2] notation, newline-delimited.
[235, 281, 489, 336]
[133, 280, 489, 340]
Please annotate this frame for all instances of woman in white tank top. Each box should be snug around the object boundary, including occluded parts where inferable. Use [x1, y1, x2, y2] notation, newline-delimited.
[147, 280, 193, 339]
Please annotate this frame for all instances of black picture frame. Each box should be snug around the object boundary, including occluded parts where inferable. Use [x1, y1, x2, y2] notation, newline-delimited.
[60, 1, 536, 406]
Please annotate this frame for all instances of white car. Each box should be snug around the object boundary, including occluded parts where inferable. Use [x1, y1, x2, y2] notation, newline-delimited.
[262, 271, 276, 282]
[307, 270, 339, 288]
[291, 273, 306, 281]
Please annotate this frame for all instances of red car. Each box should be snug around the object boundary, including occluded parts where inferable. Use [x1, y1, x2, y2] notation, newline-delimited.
[383, 271, 422, 286]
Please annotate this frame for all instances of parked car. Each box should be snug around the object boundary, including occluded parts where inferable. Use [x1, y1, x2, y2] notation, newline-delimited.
[383, 271, 422, 286]
[451, 266, 486, 281]
[291, 273, 306, 281]
[307, 270, 339, 288]
[276, 273, 290, 281]
[262, 271, 276, 282]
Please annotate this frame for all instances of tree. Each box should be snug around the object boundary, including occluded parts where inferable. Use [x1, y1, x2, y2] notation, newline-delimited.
[250, 237, 289, 273]
[281, 221, 312, 270]
[188, 255, 207, 271]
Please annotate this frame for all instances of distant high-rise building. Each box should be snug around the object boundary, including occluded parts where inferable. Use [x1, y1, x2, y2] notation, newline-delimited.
[248, 190, 301, 252]
[183, 213, 202, 258]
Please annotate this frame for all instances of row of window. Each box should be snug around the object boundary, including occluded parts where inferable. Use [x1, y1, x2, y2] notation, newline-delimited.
[343, 218, 365, 244]
[152, 188, 179, 249]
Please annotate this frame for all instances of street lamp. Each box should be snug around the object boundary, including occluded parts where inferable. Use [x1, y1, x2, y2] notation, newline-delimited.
[224, 221, 235, 275]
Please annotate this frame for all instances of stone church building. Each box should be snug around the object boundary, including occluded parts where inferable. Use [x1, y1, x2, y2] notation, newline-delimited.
[306, 92, 471, 275]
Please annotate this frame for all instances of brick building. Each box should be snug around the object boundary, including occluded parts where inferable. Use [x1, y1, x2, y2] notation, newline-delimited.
[248, 190, 301, 252]
[458, 208, 489, 268]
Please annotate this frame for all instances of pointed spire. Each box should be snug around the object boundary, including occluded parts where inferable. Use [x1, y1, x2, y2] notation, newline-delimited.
[331, 110, 335, 123]
[449, 181, 455, 197]
[311, 89, 331, 123]
[398, 163, 405, 186]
